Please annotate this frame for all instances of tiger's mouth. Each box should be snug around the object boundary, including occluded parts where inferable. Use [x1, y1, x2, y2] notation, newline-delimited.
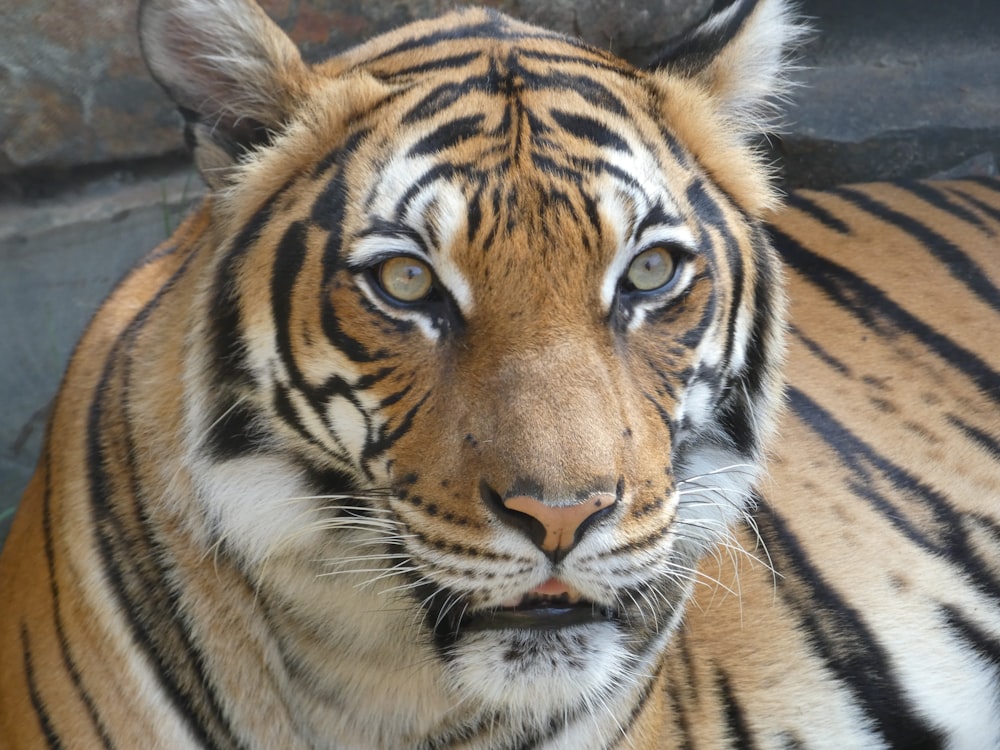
[457, 578, 615, 632]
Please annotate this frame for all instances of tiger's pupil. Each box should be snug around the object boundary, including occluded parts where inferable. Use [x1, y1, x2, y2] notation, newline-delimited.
[626, 247, 676, 292]
[378, 256, 433, 302]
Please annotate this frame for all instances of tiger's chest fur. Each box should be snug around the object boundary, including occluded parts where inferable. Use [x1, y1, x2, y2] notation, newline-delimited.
[1, 0, 998, 748]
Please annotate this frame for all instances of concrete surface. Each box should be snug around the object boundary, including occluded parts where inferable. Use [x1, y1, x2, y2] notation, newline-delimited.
[2, 0, 999, 545]
[0, 170, 203, 539]
[779, 0, 1000, 187]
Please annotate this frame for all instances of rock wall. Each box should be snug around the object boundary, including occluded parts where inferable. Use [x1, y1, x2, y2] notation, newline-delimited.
[1, 0, 710, 176]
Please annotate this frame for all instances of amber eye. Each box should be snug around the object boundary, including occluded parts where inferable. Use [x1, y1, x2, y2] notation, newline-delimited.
[377, 256, 434, 303]
[625, 246, 679, 292]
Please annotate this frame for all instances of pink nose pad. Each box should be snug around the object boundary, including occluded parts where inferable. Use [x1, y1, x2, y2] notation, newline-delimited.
[502, 493, 617, 556]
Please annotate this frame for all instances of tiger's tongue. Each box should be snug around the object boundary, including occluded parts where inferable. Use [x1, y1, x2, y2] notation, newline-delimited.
[531, 577, 572, 597]
[499, 578, 583, 608]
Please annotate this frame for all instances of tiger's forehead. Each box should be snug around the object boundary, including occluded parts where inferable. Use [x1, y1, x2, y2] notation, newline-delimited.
[317, 8, 698, 316]
[325, 6, 667, 166]
[328, 7, 636, 83]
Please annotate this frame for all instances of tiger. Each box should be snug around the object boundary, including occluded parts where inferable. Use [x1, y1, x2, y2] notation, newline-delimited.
[1, 0, 998, 746]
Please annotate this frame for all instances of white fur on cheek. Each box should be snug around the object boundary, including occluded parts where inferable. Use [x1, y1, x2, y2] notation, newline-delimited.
[192, 455, 317, 566]
[676, 446, 759, 555]
[325, 394, 373, 462]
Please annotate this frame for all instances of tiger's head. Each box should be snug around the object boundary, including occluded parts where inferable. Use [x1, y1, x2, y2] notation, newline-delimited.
[141, 0, 801, 731]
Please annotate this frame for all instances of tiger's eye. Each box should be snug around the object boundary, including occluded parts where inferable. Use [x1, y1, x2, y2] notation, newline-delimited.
[626, 247, 677, 292]
[378, 256, 434, 302]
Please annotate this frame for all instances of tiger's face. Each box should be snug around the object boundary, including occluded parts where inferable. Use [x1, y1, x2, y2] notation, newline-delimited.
[144, 1, 791, 725]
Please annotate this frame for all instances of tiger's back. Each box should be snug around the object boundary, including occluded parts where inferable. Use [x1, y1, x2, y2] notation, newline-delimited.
[669, 178, 1000, 748]
[1, 0, 999, 747]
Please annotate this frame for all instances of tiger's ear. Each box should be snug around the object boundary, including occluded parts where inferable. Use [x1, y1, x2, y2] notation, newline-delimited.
[648, 0, 807, 214]
[139, 0, 310, 188]
[650, 0, 806, 139]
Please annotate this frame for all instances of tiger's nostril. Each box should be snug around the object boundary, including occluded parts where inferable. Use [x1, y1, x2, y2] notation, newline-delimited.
[480, 480, 618, 562]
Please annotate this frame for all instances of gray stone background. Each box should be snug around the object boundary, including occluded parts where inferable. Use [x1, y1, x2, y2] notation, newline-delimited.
[2, 0, 999, 545]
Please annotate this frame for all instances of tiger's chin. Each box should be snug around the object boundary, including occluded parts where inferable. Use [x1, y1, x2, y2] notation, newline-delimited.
[444, 622, 641, 722]
[434, 581, 679, 723]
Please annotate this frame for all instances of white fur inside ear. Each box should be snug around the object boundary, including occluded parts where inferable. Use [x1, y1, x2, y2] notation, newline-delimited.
[710, 0, 808, 131]
[669, 0, 810, 138]
[139, 0, 304, 127]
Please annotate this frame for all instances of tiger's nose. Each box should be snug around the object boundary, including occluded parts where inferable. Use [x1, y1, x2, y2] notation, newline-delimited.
[482, 482, 618, 562]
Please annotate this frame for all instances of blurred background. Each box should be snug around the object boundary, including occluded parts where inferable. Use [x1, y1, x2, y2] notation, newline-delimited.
[2, 0, 998, 545]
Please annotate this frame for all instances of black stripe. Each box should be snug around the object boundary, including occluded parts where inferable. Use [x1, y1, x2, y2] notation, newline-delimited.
[674, 282, 716, 349]
[408, 114, 485, 157]
[517, 68, 630, 118]
[787, 386, 1000, 605]
[315, 129, 369, 277]
[319, 300, 387, 366]
[786, 387, 949, 548]
[366, 11, 623, 74]
[646, 355, 683, 405]
[610, 673, 659, 747]
[466, 184, 485, 243]
[686, 176, 728, 233]
[527, 151, 646, 200]
[946, 414, 1000, 458]
[634, 199, 683, 238]
[719, 213, 747, 390]
[402, 77, 483, 125]
[205, 180, 301, 459]
[271, 221, 380, 461]
[362, 391, 430, 464]
[790, 326, 852, 376]
[271, 221, 314, 394]
[550, 109, 630, 152]
[41, 454, 115, 748]
[829, 185, 1000, 313]
[655, 123, 692, 170]
[960, 515, 1000, 598]
[385, 51, 482, 79]
[204, 398, 270, 460]
[785, 191, 851, 234]
[483, 183, 505, 250]
[272, 382, 314, 443]
[717, 668, 757, 749]
[947, 183, 1000, 226]
[22, 624, 64, 750]
[518, 48, 633, 76]
[208, 190, 281, 390]
[650, 0, 760, 74]
[754, 501, 946, 746]
[316, 366, 393, 401]
[312, 128, 370, 181]
[942, 604, 1000, 669]
[772, 227, 1000, 405]
[365, 12, 572, 67]
[86, 249, 243, 749]
[667, 629, 699, 749]
[901, 181, 994, 233]
[965, 176, 1000, 195]
[644, 390, 676, 434]
[300, 465, 360, 501]
[367, 18, 514, 63]
[718, 230, 782, 457]
[391, 161, 466, 225]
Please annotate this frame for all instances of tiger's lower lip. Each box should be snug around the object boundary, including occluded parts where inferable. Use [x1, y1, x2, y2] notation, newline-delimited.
[460, 603, 613, 631]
